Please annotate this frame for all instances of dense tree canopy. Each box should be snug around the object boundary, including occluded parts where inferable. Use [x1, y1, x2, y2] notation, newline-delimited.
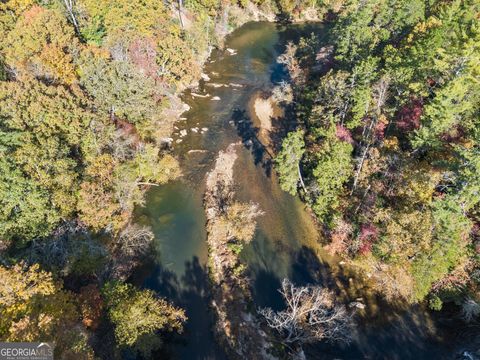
[0, 79, 93, 242]
[0, 263, 94, 358]
[277, 0, 480, 309]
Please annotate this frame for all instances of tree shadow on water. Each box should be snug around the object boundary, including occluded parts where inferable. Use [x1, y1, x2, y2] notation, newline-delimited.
[143, 257, 227, 360]
[251, 268, 284, 311]
[232, 108, 274, 177]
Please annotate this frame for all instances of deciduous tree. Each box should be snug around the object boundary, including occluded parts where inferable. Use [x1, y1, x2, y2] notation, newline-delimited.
[102, 282, 186, 355]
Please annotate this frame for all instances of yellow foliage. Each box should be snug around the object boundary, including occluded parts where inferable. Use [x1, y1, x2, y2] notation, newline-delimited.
[38, 44, 77, 85]
[0, 263, 79, 344]
[406, 16, 443, 43]
[0, 263, 55, 308]
[0, 0, 35, 51]
[382, 136, 399, 150]
[355, 254, 415, 302]
[79, 0, 167, 37]
[374, 208, 433, 263]
[224, 202, 263, 243]
[78, 155, 128, 232]
[398, 165, 441, 205]
[4, 6, 78, 84]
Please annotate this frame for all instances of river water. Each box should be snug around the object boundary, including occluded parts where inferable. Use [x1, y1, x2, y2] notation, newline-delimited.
[135, 22, 473, 360]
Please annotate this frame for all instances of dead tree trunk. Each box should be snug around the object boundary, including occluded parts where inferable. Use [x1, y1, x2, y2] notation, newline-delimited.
[63, 0, 80, 35]
[297, 163, 308, 195]
[178, 0, 184, 29]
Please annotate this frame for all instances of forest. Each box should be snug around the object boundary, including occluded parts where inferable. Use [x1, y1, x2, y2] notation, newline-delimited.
[0, 0, 479, 359]
[276, 0, 480, 308]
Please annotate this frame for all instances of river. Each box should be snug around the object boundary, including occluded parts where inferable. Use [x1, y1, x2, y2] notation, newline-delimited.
[134, 22, 474, 360]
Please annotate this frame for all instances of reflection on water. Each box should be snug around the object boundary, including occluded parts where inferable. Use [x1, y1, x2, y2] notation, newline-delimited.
[135, 22, 470, 360]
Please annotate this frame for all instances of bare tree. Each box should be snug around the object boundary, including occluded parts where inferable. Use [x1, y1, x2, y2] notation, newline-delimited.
[106, 224, 155, 280]
[259, 279, 353, 345]
[351, 76, 390, 193]
[278, 43, 303, 83]
[29, 220, 106, 276]
[111, 224, 154, 258]
[63, 0, 80, 34]
[462, 298, 480, 322]
[178, 0, 184, 29]
[272, 81, 294, 104]
[225, 201, 264, 243]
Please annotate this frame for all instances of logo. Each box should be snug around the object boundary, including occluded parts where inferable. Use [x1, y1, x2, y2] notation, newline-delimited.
[0, 343, 54, 360]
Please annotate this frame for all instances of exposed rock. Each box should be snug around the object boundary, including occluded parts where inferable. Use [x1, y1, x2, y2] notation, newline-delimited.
[192, 93, 211, 98]
[349, 301, 366, 310]
[206, 83, 227, 88]
[201, 73, 211, 81]
[211, 96, 221, 101]
[205, 143, 239, 191]
[179, 129, 187, 137]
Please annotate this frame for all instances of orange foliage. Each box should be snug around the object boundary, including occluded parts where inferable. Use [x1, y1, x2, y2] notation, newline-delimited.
[79, 285, 104, 330]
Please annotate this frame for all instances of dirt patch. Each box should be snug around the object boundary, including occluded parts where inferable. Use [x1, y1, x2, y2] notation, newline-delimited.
[254, 97, 274, 131]
[205, 143, 239, 192]
[249, 92, 285, 150]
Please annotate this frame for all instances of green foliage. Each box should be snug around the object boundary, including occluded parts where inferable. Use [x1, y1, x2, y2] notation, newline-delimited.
[0, 158, 58, 243]
[77, 0, 167, 42]
[412, 198, 471, 300]
[228, 243, 244, 255]
[456, 147, 480, 212]
[0, 79, 93, 242]
[275, 130, 306, 196]
[311, 137, 353, 221]
[413, 59, 480, 148]
[333, 0, 425, 64]
[102, 282, 186, 354]
[429, 295, 443, 311]
[80, 58, 158, 127]
[284, 0, 479, 303]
